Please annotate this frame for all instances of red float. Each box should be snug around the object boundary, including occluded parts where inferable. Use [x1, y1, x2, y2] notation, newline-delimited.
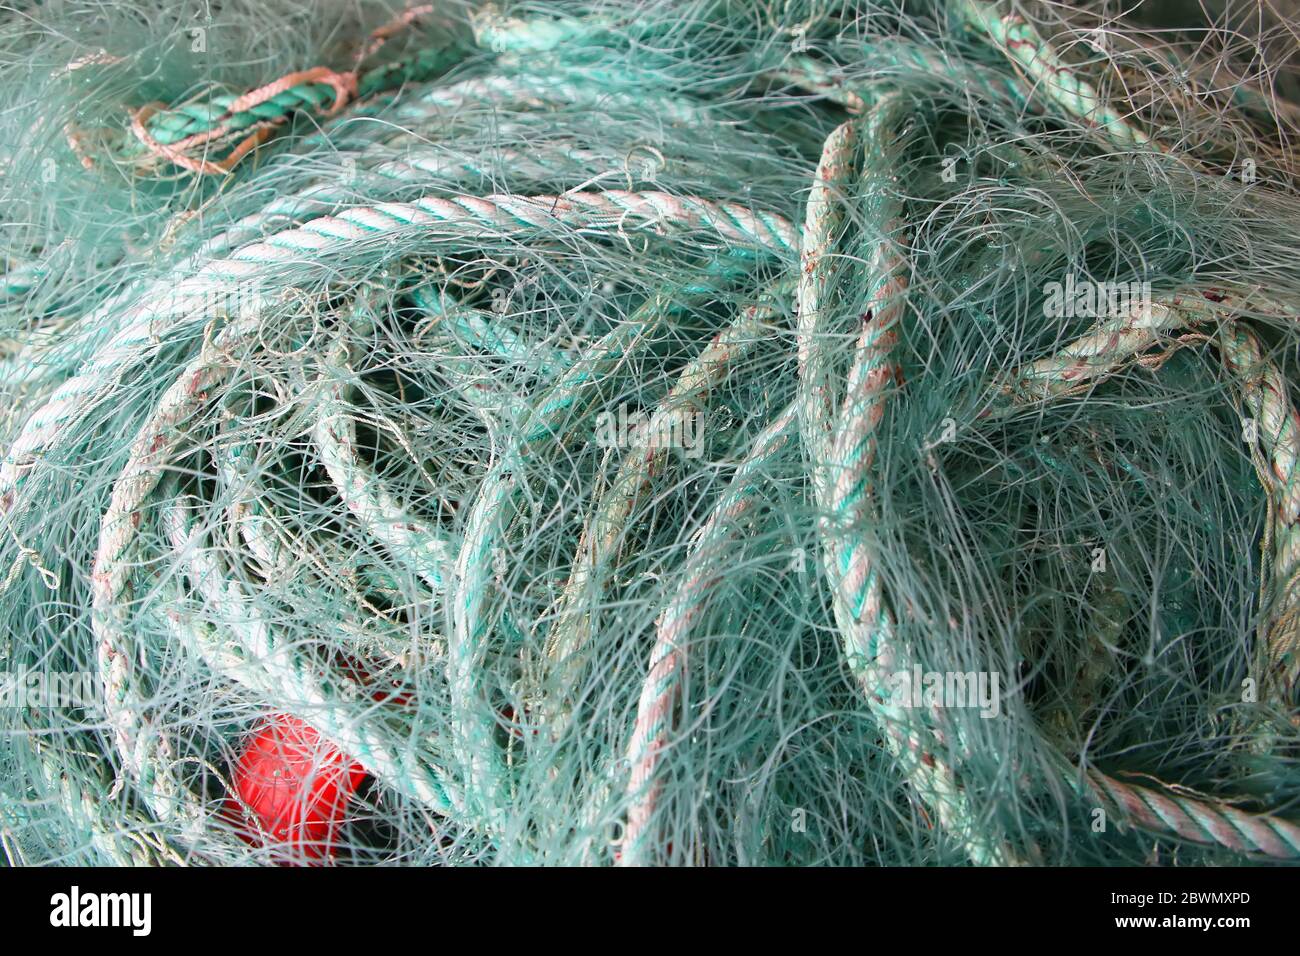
[226, 714, 367, 864]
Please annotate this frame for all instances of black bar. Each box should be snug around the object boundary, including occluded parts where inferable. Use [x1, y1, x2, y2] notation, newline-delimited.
[1, 866, 1287, 942]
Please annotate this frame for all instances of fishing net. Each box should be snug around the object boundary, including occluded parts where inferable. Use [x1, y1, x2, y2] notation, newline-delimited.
[2, 0, 1299, 865]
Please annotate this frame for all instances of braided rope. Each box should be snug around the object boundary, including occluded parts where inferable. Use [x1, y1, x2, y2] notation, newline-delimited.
[998, 295, 1300, 688]
[447, 253, 770, 827]
[798, 99, 1011, 865]
[956, 0, 1154, 150]
[161, 494, 456, 815]
[779, 40, 1030, 116]
[132, 4, 451, 173]
[312, 294, 454, 593]
[619, 402, 799, 865]
[90, 304, 267, 826]
[0, 190, 796, 529]
[796, 118, 856, 502]
[1079, 768, 1300, 859]
[996, 296, 1300, 857]
[214, 415, 422, 667]
[541, 283, 790, 725]
[129, 6, 642, 176]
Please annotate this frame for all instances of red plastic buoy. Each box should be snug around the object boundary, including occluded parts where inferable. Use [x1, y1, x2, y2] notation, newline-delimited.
[226, 715, 367, 864]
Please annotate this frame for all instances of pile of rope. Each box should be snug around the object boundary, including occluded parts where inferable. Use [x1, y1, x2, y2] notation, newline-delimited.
[3, 0, 1300, 865]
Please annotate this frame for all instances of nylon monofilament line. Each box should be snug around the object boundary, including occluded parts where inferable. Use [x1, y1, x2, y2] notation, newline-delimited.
[3, 0, 1300, 868]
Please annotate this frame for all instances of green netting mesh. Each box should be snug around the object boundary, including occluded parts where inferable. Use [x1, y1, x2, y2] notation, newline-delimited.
[1, 0, 1299, 866]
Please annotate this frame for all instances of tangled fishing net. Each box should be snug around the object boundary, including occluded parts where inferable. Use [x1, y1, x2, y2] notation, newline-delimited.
[3, 0, 1300, 866]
